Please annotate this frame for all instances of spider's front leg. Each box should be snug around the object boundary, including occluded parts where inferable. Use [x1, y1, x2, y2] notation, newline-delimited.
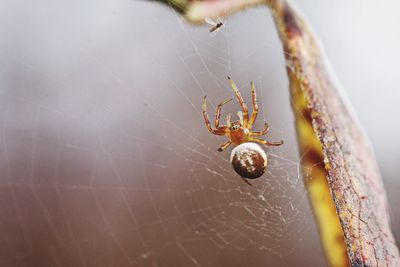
[202, 96, 228, 135]
[249, 137, 284, 146]
[228, 76, 249, 127]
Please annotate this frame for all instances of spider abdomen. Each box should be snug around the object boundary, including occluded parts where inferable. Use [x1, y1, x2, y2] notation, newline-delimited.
[230, 142, 268, 179]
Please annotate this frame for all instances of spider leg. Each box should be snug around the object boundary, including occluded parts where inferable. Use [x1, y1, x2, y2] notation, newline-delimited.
[248, 81, 258, 128]
[215, 98, 232, 128]
[250, 123, 270, 136]
[249, 137, 284, 146]
[217, 140, 232, 152]
[202, 96, 228, 135]
[227, 76, 249, 127]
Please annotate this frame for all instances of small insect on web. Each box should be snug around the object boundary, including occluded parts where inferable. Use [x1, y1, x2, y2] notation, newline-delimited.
[202, 77, 284, 185]
[205, 17, 225, 36]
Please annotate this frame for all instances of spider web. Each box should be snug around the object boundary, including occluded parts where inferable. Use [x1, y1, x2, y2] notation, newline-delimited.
[0, 1, 327, 266]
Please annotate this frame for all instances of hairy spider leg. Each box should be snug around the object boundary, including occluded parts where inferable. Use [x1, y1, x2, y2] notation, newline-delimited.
[250, 123, 270, 136]
[248, 81, 258, 128]
[202, 96, 228, 135]
[249, 137, 284, 146]
[217, 140, 233, 152]
[215, 98, 232, 128]
[227, 76, 249, 127]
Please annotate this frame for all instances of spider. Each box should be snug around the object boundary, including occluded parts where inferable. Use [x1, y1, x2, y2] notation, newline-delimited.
[202, 76, 283, 152]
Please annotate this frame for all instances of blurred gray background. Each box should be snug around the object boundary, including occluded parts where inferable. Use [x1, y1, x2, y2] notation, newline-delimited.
[0, 0, 399, 266]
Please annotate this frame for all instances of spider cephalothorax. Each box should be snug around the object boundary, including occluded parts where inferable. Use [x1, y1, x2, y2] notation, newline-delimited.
[202, 76, 283, 152]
